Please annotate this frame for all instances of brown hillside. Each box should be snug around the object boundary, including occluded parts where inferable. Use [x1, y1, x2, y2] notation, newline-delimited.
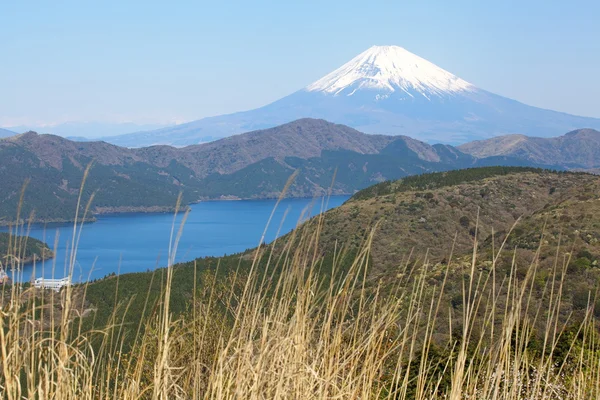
[292, 170, 600, 277]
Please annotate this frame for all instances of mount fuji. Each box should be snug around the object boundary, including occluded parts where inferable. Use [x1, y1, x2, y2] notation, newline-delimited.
[105, 45, 600, 147]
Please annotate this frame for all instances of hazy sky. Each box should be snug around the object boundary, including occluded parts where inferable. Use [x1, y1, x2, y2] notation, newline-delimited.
[1, 0, 599, 128]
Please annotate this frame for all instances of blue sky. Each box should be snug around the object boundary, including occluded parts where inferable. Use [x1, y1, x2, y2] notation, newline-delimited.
[1, 0, 599, 129]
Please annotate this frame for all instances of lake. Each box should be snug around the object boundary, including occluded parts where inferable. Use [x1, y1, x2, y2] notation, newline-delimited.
[3, 196, 349, 282]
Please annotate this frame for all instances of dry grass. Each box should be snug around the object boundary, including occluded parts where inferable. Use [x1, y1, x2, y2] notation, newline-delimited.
[1, 178, 600, 399]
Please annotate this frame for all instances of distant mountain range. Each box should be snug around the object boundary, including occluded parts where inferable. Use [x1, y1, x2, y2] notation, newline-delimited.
[459, 128, 600, 170]
[4, 121, 174, 140]
[0, 119, 561, 224]
[102, 45, 600, 148]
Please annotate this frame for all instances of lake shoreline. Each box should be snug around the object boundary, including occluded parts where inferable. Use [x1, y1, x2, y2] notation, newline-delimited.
[10, 196, 350, 282]
[1, 194, 352, 227]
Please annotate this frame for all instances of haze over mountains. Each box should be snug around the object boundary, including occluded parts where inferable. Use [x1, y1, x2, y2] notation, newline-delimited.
[103, 45, 600, 148]
[4, 121, 173, 140]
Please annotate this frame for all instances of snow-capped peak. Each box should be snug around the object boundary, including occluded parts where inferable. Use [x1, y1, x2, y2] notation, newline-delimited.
[306, 45, 474, 99]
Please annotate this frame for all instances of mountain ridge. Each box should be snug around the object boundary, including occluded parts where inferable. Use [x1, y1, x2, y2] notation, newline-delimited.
[0, 118, 558, 223]
[458, 128, 600, 169]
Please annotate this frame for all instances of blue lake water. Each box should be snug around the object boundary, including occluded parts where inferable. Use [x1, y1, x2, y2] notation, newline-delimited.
[3, 196, 349, 282]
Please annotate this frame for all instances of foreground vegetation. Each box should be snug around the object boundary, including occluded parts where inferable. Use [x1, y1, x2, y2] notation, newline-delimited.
[2, 215, 600, 398]
[1, 167, 600, 398]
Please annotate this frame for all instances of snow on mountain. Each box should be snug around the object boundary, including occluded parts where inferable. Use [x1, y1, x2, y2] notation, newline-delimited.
[306, 45, 474, 98]
[104, 46, 600, 148]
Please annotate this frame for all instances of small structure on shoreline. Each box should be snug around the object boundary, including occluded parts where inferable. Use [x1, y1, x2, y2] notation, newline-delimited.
[34, 277, 70, 292]
[0, 268, 9, 284]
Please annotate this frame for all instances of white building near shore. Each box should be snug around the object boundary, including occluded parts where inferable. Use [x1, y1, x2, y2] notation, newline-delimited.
[34, 277, 70, 292]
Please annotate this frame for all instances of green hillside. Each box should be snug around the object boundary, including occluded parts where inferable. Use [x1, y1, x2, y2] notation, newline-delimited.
[0, 232, 53, 265]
